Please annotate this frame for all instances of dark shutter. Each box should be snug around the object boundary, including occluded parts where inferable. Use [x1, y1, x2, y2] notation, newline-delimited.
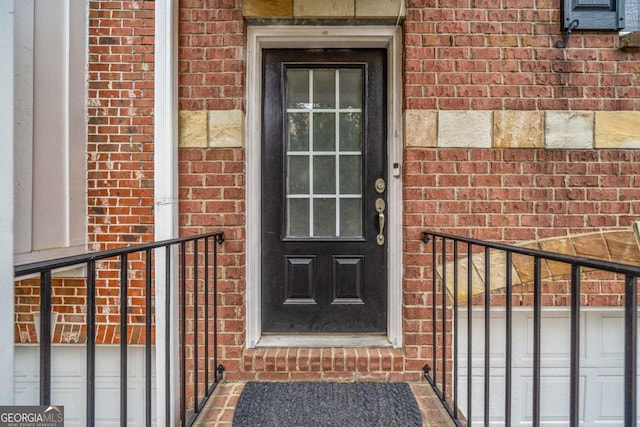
[626, 0, 639, 31]
[562, 0, 626, 29]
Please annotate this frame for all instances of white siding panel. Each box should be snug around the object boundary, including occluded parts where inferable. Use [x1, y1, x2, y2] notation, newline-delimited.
[15, 346, 157, 427]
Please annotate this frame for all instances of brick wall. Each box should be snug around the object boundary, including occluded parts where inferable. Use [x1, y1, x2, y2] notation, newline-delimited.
[404, 149, 640, 242]
[178, 0, 244, 111]
[87, 0, 156, 252]
[177, 0, 246, 380]
[405, 0, 640, 110]
[85, 0, 156, 344]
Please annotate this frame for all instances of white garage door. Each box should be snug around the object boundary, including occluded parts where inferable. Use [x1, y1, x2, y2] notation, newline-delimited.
[457, 309, 639, 425]
[14, 345, 156, 427]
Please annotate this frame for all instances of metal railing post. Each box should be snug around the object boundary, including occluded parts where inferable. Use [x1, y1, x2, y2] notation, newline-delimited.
[624, 274, 637, 427]
[145, 249, 153, 427]
[120, 253, 128, 426]
[14, 231, 225, 427]
[418, 231, 640, 427]
[86, 260, 96, 427]
[39, 270, 52, 406]
[570, 264, 581, 427]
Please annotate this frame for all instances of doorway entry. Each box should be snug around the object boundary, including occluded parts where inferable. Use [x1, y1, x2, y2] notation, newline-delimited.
[261, 49, 387, 333]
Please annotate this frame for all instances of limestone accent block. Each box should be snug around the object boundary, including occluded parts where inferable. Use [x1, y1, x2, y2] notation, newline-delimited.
[603, 231, 640, 264]
[294, 0, 354, 18]
[404, 110, 437, 147]
[573, 232, 610, 261]
[538, 236, 575, 277]
[595, 111, 640, 149]
[208, 110, 244, 148]
[355, 0, 404, 19]
[620, 32, 640, 49]
[509, 243, 539, 285]
[179, 111, 207, 148]
[439, 229, 640, 302]
[493, 111, 544, 148]
[438, 111, 492, 148]
[545, 111, 594, 149]
[243, 0, 293, 19]
[439, 257, 483, 302]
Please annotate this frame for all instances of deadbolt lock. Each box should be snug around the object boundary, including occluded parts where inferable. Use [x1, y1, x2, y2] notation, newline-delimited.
[375, 178, 386, 194]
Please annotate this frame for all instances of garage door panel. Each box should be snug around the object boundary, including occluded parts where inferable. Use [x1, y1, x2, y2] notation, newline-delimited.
[455, 374, 509, 425]
[524, 315, 572, 363]
[458, 310, 507, 359]
[585, 312, 625, 364]
[457, 309, 640, 425]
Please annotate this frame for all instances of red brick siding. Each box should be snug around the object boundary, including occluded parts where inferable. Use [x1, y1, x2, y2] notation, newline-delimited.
[403, 147, 640, 375]
[87, 0, 156, 250]
[177, 0, 246, 388]
[178, 148, 246, 376]
[405, 0, 640, 110]
[14, 273, 154, 345]
[85, 0, 156, 344]
[178, 0, 244, 111]
[404, 149, 640, 242]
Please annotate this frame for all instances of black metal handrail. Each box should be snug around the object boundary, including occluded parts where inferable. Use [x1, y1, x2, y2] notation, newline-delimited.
[14, 231, 225, 427]
[421, 230, 640, 427]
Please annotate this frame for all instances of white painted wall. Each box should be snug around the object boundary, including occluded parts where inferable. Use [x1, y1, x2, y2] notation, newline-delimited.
[13, 0, 87, 264]
[0, 0, 15, 405]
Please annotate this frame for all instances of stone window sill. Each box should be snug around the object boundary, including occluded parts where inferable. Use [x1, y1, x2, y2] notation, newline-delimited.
[621, 32, 640, 49]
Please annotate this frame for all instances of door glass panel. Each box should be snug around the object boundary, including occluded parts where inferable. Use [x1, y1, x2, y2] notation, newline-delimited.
[339, 112, 362, 151]
[286, 70, 310, 109]
[314, 198, 336, 237]
[340, 198, 362, 237]
[288, 113, 309, 151]
[313, 113, 336, 151]
[288, 199, 310, 237]
[287, 156, 310, 194]
[339, 155, 361, 194]
[313, 70, 336, 108]
[285, 67, 364, 238]
[313, 156, 336, 194]
[339, 69, 362, 109]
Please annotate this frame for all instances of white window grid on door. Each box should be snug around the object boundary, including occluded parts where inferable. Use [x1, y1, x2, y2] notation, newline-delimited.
[286, 68, 363, 238]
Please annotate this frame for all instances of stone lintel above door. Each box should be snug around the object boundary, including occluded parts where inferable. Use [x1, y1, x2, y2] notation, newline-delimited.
[243, 0, 405, 20]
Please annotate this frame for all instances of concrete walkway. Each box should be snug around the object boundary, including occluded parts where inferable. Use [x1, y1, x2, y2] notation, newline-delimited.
[193, 381, 456, 426]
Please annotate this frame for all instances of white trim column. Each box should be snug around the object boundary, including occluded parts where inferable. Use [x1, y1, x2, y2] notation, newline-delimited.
[154, 0, 179, 425]
[0, 0, 15, 405]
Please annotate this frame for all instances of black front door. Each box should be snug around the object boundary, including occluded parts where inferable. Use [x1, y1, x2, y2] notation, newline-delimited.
[261, 49, 387, 333]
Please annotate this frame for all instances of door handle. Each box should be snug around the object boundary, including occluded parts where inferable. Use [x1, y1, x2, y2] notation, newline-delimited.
[375, 198, 385, 246]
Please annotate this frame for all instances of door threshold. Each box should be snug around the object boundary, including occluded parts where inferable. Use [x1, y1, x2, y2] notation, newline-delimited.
[256, 334, 392, 348]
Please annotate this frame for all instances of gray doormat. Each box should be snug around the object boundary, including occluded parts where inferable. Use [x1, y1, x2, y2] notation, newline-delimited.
[232, 381, 423, 427]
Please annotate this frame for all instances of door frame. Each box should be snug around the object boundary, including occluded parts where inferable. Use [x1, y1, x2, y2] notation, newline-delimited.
[245, 25, 403, 348]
